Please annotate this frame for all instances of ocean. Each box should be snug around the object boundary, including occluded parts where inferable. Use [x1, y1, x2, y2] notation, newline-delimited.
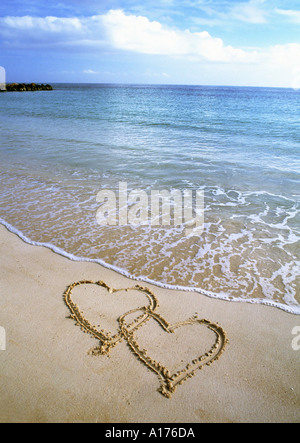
[0, 84, 299, 313]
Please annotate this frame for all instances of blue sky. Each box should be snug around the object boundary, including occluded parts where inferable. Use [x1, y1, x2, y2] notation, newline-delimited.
[0, 0, 300, 87]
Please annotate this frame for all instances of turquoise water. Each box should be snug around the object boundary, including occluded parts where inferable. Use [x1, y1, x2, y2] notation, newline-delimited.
[0, 84, 299, 312]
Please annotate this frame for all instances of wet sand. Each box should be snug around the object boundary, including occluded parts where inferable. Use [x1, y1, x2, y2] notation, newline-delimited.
[0, 224, 299, 423]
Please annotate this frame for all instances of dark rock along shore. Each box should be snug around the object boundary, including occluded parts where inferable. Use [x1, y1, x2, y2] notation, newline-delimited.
[2, 83, 53, 92]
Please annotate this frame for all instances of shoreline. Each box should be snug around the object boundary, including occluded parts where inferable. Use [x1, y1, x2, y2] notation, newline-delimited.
[0, 223, 299, 423]
[0, 218, 299, 316]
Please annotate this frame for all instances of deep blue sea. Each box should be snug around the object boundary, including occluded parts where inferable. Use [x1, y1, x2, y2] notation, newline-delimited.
[0, 84, 299, 313]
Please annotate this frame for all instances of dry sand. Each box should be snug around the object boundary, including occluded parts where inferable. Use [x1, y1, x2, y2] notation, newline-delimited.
[0, 224, 299, 423]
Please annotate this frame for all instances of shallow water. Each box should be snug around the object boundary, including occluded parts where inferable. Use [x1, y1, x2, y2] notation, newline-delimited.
[0, 84, 299, 313]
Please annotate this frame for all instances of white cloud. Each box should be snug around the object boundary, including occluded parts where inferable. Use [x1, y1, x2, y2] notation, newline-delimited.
[3, 15, 83, 32]
[229, 0, 268, 24]
[83, 69, 98, 74]
[275, 9, 300, 23]
[1, 9, 300, 87]
[0, 14, 86, 48]
[100, 9, 252, 63]
[266, 43, 300, 69]
[0, 9, 254, 63]
[254, 43, 300, 88]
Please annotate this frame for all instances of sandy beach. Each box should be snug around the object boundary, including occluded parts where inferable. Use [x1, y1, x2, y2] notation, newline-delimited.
[0, 223, 299, 423]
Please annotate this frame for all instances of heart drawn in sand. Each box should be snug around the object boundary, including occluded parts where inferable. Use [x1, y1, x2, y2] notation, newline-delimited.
[64, 280, 228, 398]
[119, 308, 228, 398]
[63, 280, 159, 355]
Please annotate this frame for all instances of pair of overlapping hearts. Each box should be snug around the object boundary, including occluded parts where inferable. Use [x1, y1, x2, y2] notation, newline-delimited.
[63, 280, 228, 398]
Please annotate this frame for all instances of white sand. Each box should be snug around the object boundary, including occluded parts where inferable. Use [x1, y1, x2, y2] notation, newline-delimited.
[0, 224, 299, 423]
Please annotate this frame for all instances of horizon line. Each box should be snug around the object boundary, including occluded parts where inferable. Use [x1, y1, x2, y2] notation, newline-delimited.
[5, 81, 299, 90]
